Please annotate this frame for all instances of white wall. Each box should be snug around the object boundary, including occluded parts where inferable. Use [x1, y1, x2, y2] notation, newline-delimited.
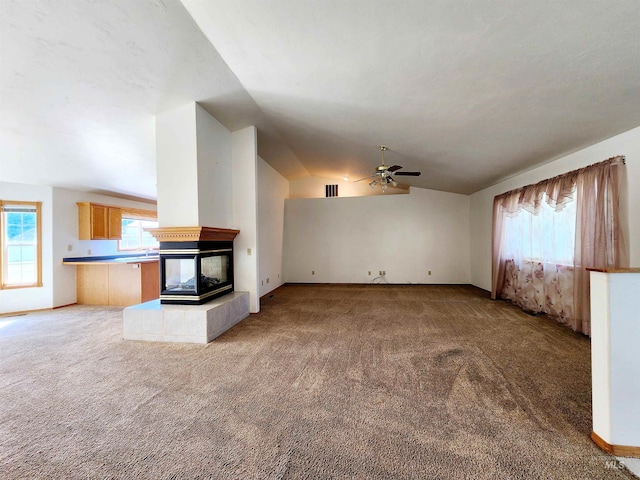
[470, 125, 640, 291]
[232, 126, 260, 312]
[0, 182, 53, 314]
[196, 104, 233, 228]
[284, 187, 470, 284]
[290, 175, 408, 198]
[257, 156, 289, 297]
[156, 103, 199, 227]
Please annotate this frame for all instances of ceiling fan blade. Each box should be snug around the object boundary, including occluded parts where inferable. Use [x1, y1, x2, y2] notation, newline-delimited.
[387, 165, 403, 172]
[394, 171, 421, 176]
[353, 174, 378, 182]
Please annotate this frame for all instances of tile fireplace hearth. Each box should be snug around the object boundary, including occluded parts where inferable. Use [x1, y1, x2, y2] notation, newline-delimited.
[123, 292, 249, 344]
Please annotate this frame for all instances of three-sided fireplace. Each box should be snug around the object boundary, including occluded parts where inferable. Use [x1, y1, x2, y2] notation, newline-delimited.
[146, 227, 240, 305]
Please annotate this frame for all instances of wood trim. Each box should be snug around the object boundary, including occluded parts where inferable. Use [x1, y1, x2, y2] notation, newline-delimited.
[0, 304, 76, 317]
[0, 200, 40, 206]
[35, 201, 42, 286]
[591, 431, 640, 458]
[0, 200, 42, 289]
[120, 206, 157, 220]
[146, 226, 240, 242]
[586, 267, 640, 273]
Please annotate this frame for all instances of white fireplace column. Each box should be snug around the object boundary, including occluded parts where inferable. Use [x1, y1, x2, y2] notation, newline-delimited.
[155, 102, 259, 313]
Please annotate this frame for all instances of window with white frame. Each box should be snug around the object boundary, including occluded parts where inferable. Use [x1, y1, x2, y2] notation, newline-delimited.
[119, 218, 159, 251]
[0, 201, 42, 289]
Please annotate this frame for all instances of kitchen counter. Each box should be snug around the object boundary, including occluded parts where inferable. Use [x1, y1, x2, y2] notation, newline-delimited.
[63, 254, 159, 306]
[62, 254, 159, 265]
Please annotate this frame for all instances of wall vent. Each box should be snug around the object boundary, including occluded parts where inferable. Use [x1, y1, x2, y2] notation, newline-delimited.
[325, 184, 339, 197]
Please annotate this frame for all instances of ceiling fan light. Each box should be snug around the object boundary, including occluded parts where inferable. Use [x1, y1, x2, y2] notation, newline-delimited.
[369, 180, 377, 188]
[391, 179, 398, 187]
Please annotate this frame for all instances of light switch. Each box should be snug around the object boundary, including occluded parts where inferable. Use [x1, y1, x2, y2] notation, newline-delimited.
[247, 248, 252, 256]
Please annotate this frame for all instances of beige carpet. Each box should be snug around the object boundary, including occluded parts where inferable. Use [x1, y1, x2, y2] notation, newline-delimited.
[0, 284, 634, 479]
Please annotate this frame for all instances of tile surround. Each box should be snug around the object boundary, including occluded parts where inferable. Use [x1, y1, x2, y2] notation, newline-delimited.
[123, 291, 250, 344]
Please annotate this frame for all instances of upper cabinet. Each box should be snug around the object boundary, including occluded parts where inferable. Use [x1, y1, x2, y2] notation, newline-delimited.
[77, 202, 122, 240]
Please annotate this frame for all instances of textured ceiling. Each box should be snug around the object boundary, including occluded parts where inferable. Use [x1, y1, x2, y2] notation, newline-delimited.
[0, 0, 303, 200]
[183, 0, 640, 194]
[1, 1, 640, 199]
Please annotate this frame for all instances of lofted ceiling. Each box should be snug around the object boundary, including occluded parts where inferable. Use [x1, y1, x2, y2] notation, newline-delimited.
[2, 1, 640, 200]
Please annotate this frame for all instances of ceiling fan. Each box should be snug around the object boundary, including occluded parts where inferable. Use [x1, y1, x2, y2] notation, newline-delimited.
[355, 145, 421, 191]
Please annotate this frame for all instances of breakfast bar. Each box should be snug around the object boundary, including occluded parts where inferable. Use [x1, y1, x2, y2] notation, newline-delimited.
[62, 254, 159, 307]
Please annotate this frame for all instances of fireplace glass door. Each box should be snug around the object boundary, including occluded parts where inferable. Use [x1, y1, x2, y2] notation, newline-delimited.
[201, 255, 228, 290]
[164, 258, 197, 292]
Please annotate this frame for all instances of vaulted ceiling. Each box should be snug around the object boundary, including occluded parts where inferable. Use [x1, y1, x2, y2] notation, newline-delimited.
[2, 0, 640, 200]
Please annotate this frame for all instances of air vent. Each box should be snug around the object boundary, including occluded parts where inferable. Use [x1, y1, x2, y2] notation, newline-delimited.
[325, 184, 338, 197]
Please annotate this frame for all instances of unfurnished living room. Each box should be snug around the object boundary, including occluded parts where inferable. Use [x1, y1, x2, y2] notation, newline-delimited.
[1, 1, 640, 479]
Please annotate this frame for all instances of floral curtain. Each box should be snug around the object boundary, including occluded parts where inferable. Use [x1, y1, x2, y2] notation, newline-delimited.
[491, 156, 627, 335]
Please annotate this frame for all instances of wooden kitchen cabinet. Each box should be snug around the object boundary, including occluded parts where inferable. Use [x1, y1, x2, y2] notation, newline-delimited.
[77, 202, 122, 240]
[75, 260, 159, 306]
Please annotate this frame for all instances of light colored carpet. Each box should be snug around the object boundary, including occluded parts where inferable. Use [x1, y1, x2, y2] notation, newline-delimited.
[0, 284, 635, 479]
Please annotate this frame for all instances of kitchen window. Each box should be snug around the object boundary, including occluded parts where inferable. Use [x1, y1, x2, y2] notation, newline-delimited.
[117, 207, 158, 251]
[0, 201, 42, 289]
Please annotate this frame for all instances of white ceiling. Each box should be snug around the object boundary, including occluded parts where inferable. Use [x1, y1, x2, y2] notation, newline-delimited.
[2, 1, 640, 199]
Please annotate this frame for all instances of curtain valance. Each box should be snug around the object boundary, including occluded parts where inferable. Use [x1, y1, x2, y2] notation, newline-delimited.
[494, 156, 624, 216]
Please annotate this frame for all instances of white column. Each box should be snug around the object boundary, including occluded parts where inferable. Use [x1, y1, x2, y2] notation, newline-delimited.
[156, 103, 233, 229]
[156, 103, 199, 227]
[590, 269, 640, 455]
[232, 126, 260, 313]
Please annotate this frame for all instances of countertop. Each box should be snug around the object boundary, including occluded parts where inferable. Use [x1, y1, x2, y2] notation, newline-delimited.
[62, 254, 159, 265]
[586, 267, 640, 273]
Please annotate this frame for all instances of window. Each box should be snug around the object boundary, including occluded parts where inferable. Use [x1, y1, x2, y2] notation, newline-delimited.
[492, 155, 627, 335]
[0, 201, 42, 289]
[119, 218, 159, 251]
[501, 197, 576, 265]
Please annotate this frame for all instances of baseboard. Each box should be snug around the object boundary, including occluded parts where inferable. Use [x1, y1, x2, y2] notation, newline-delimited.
[591, 431, 640, 458]
[54, 303, 77, 309]
[0, 303, 77, 318]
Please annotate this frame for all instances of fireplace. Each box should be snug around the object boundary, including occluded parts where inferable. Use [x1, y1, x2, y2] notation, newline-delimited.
[146, 227, 240, 305]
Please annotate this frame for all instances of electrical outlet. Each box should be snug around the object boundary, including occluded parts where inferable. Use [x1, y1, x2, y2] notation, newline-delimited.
[266, 278, 270, 284]
[382, 270, 386, 275]
[247, 248, 252, 256]
[368, 271, 371, 275]
[312, 270, 315, 275]
[428, 270, 432, 275]
[261, 280, 264, 285]
[278, 273, 280, 278]
[67, 244, 72, 252]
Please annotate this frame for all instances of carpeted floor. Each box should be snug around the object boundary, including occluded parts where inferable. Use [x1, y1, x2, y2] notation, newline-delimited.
[0, 284, 635, 479]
